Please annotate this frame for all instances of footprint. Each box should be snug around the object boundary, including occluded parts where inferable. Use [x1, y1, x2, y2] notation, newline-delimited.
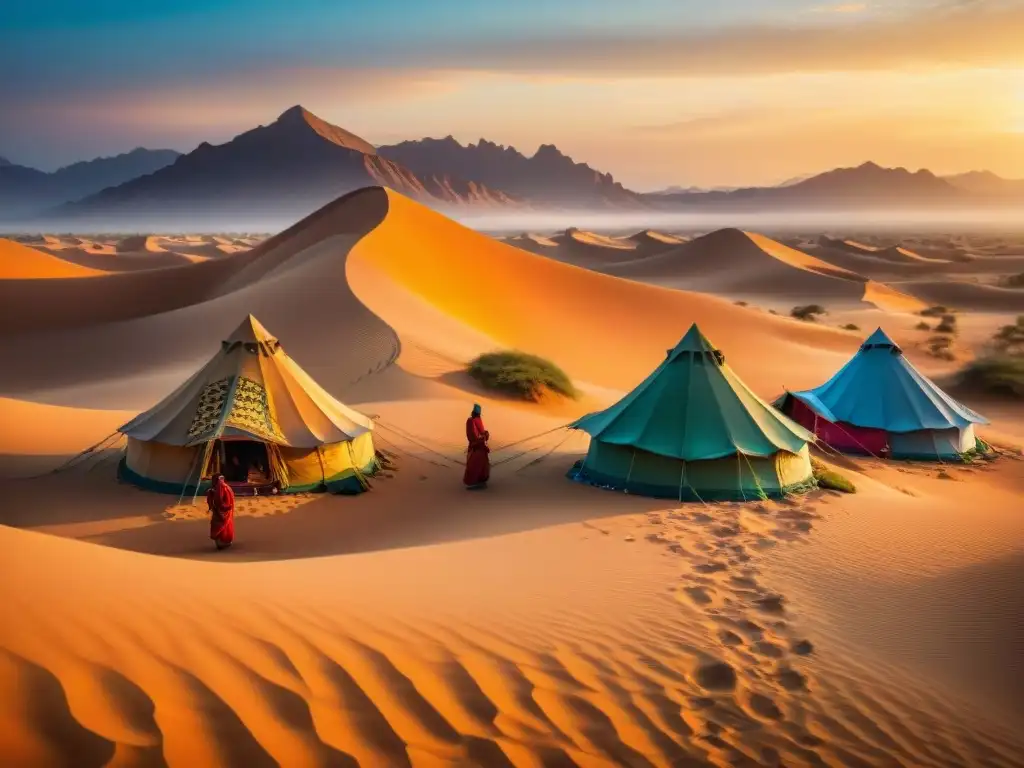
[695, 660, 737, 692]
[751, 641, 784, 659]
[776, 667, 808, 692]
[791, 639, 814, 656]
[693, 561, 728, 574]
[682, 586, 715, 606]
[719, 630, 744, 647]
[754, 594, 786, 614]
[747, 692, 784, 721]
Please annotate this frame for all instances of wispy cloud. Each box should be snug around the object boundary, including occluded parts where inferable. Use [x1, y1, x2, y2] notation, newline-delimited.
[809, 3, 869, 13]
[411, 2, 1024, 77]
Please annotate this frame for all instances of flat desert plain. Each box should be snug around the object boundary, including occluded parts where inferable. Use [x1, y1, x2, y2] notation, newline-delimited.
[1, 188, 1023, 767]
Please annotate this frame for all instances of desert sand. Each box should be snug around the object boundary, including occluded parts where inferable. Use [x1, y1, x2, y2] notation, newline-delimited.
[2, 187, 1023, 767]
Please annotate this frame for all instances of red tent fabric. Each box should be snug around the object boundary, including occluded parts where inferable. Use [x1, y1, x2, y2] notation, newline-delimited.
[784, 396, 889, 456]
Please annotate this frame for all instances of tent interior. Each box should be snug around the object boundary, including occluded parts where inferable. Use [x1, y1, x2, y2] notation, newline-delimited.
[215, 439, 274, 492]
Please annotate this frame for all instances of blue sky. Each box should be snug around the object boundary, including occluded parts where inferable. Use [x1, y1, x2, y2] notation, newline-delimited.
[2, 0, 1022, 186]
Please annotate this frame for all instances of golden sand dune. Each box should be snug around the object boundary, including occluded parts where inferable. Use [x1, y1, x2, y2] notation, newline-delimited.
[825, 239, 950, 264]
[506, 228, 643, 266]
[600, 229, 925, 311]
[0, 238, 105, 280]
[115, 235, 166, 253]
[629, 229, 687, 245]
[499, 233, 559, 249]
[892, 279, 1024, 312]
[346, 192, 856, 392]
[2, 186, 1023, 767]
[622, 228, 688, 256]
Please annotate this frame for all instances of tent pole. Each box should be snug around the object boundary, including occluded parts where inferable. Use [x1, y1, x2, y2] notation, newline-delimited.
[191, 441, 215, 507]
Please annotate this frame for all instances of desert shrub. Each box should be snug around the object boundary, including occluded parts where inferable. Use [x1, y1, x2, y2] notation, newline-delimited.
[811, 459, 856, 493]
[1001, 272, 1024, 288]
[915, 321, 931, 331]
[841, 323, 860, 331]
[919, 305, 952, 318]
[927, 335, 956, 361]
[933, 314, 958, 334]
[958, 355, 1024, 398]
[768, 309, 779, 315]
[992, 315, 1024, 354]
[791, 304, 827, 322]
[734, 300, 749, 307]
[467, 351, 577, 401]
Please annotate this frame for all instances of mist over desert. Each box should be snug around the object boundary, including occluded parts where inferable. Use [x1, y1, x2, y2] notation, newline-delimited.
[2, 183, 1023, 767]
[4, 0, 1024, 764]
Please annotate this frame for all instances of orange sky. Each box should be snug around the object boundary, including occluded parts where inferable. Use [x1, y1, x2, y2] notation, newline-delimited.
[3, 0, 1023, 188]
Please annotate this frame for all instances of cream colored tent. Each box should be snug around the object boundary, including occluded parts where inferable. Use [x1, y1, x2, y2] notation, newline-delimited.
[117, 315, 378, 495]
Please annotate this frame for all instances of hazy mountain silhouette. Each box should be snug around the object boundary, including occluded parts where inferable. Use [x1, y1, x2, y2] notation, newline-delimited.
[378, 136, 643, 207]
[943, 170, 1024, 196]
[0, 148, 180, 218]
[647, 162, 971, 208]
[42, 106, 519, 229]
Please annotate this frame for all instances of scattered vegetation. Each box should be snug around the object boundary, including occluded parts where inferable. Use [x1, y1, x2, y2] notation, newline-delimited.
[811, 459, 856, 493]
[927, 335, 956, 361]
[919, 305, 954, 318]
[958, 355, 1024, 398]
[467, 351, 577, 401]
[1000, 272, 1024, 289]
[992, 315, 1024, 355]
[791, 304, 827, 322]
[934, 314, 957, 334]
[915, 321, 931, 331]
[840, 323, 860, 331]
[734, 300, 749, 307]
[768, 309, 779, 315]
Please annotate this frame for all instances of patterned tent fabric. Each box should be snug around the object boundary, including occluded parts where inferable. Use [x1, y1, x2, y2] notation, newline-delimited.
[224, 377, 284, 443]
[119, 315, 374, 448]
[186, 377, 233, 443]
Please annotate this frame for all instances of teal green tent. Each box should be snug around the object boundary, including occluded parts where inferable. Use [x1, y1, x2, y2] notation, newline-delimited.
[567, 325, 816, 501]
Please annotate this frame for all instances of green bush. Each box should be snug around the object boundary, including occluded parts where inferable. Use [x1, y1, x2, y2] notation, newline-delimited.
[811, 460, 856, 493]
[992, 316, 1024, 354]
[468, 351, 577, 401]
[958, 355, 1024, 398]
[935, 314, 957, 334]
[791, 304, 826, 322]
[915, 321, 931, 331]
[841, 323, 860, 331]
[927, 335, 955, 361]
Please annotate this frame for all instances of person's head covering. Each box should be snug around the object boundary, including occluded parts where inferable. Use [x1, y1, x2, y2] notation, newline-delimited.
[472, 403, 482, 416]
[214, 474, 225, 485]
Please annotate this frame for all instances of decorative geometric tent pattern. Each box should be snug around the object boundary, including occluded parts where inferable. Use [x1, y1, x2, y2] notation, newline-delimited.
[117, 315, 378, 495]
[186, 377, 233, 443]
[224, 376, 284, 443]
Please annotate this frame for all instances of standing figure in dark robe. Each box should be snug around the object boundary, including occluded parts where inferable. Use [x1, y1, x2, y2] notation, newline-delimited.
[463, 403, 490, 489]
[207, 474, 235, 550]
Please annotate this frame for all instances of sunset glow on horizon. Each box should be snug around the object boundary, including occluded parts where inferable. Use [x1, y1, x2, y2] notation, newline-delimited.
[2, 0, 1023, 188]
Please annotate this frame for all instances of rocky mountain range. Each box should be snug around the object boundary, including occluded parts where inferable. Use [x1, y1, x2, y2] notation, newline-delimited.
[2, 106, 1021, 230]
[0, 148, 181, 218]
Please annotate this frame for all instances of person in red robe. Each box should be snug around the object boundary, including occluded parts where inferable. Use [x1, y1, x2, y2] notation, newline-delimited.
[206, 474, 235, 550]
[464, 403, 490, 489]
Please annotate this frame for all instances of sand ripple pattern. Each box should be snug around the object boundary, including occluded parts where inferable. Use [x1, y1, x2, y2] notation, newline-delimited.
[3, 493, 1022, 768]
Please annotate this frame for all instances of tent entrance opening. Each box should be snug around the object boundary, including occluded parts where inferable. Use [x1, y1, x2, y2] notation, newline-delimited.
[219, 440, 275, 492]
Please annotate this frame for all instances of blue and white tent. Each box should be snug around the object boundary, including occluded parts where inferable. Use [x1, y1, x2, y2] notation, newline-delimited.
[777, 328, 988, 460]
